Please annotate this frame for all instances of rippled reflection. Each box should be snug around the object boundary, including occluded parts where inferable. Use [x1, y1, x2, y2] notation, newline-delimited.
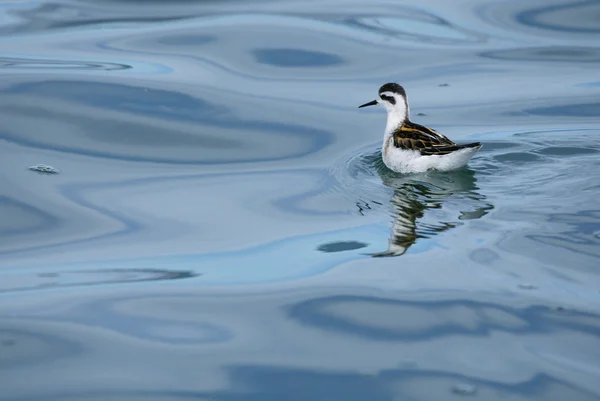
[2, 0, 600, 399]
[1, 268, 197, 294]
[288, 294, 600, 341]
[3, 286, 600, 400]
[0, 79, 334, 164]
[515, 0, 600, 33]
[480, 46, 600, 63]
[0, 326, 82, 369]
[335, 149, 493, 257]
[375, 168, 492, 257]
[0, 57, 131, 70]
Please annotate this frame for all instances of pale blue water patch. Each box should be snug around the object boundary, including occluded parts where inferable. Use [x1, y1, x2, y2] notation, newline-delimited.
[1, 223, 392, 290]
[1, 0, 600, 400]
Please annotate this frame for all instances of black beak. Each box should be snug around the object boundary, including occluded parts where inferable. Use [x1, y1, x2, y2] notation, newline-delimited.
[358, 99, 378, 108]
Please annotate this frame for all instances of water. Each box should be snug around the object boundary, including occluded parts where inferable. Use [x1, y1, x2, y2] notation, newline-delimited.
[1, 0, 599, 399]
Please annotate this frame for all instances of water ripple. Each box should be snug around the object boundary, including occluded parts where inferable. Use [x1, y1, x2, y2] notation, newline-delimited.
[480, 46, 600, 63]
[2, 0, 600, 399]
[287, 295, 600, 341]
[0, 80, 335, 165]
[1, 268, 197, 294]
[330, 145, 492, 256]
[0, 56, 131, 70]
[515, 0, 600, 33]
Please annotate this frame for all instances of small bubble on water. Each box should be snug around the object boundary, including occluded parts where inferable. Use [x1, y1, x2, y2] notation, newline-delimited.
[28, 164, 59, 174]
[518, 283, 537, 290]
[452, 383, 477, 396]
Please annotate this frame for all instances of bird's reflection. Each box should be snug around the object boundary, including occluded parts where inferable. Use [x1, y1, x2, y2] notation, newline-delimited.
[372, 166, 492, 257]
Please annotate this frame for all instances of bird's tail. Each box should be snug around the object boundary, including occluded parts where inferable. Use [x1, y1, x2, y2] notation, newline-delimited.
[459, 142, 482, 149]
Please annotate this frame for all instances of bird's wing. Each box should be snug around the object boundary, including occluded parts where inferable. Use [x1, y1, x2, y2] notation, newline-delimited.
[392, 121, 457, 155]
[419, 144, 480, 156]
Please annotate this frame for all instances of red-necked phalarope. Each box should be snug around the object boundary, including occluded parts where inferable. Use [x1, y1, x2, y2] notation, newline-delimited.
[359, 82, 482, 174]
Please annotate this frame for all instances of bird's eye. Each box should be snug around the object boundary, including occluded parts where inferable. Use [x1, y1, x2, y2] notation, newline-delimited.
[380, 94, 396, 105]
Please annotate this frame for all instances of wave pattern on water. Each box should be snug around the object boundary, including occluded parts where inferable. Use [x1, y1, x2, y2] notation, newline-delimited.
[0, 56, 131, 70]
[1, 0, 600, 399]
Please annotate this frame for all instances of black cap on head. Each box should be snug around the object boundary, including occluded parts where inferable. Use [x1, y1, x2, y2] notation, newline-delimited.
[378, 83, 406, 98]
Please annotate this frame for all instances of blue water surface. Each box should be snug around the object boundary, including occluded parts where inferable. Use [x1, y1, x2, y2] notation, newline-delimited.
[1, 0, 600, 400]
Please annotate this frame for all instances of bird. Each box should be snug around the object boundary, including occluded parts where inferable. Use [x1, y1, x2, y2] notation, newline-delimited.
[359, 83, 482, 174]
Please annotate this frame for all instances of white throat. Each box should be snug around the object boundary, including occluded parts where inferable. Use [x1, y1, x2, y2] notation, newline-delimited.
[382, 95, 409, 140]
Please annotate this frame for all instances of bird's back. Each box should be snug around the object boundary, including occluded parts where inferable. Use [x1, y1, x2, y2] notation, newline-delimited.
[392, 120, 455, 151]
[383, 119, 482, 173]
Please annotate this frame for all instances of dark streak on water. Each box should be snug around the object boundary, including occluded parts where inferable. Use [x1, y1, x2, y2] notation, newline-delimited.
[1, 0, 600, 400]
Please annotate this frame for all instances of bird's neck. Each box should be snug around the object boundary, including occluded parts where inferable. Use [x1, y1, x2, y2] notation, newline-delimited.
[384, 110, 406, 141]
[383, 99, 409, 142]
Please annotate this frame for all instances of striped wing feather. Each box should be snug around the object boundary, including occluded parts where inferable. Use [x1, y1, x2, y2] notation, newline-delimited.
[392, 121, 461, 156]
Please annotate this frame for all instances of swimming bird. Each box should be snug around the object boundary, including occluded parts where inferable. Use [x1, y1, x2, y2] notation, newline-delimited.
[359, 83, 482, 174]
